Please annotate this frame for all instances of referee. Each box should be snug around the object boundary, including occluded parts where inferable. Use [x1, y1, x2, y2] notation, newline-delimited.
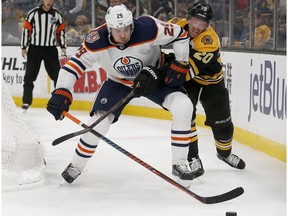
[20, 0, 67, 112]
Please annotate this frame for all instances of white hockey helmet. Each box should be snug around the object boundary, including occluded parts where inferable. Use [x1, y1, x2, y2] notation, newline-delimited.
[105, 4, 134, 32]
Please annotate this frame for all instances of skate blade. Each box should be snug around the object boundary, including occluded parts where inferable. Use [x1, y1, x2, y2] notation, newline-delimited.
[59, 179, 68, 187]
[173, 176, 191, 188]
[196, 176, 204, 184]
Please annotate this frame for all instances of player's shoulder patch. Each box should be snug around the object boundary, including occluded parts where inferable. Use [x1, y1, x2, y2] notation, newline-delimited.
[193, 27, 220, 52]
[86, 30, 100, 43]
[84, 28, 110, 51]
[201, 35, 213, 45]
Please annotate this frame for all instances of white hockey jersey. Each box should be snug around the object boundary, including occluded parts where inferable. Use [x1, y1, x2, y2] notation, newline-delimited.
[56, 15, 189, 89]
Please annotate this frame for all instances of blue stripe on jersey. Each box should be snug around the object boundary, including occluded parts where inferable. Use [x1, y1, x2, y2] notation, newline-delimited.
[79, 138, 98, 149]
[71, 57, 86, 71]
[62, 66, 78, 79]
[171, 130, 191, 134]
[171, 143, 190, 147]
[75, 149, 92, 158]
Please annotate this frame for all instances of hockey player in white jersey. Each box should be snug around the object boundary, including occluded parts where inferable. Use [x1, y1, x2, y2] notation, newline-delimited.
[47, 4, 194, 187]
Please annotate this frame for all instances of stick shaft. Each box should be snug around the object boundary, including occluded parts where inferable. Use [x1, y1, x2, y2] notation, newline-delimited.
[62, 112, 244, 204]
[52, 89, 135, 145]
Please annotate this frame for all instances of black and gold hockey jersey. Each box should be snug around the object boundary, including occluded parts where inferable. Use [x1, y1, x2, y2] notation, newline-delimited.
[169, 18, 224, 85]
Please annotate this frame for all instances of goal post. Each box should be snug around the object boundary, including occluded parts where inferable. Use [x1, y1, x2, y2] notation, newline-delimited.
[2, 82, 46, 191]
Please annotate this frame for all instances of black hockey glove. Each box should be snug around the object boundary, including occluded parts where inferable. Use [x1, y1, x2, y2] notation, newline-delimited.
[47, 88, 73, 120]
[133, 66, 160, 96]
[163, 52, 175, 64]
[164, 60, 189, 87]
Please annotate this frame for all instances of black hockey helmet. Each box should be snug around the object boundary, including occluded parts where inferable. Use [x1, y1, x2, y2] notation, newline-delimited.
[187, 2, 213, 23]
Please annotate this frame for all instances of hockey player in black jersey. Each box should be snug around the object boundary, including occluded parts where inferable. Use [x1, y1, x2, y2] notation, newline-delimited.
[169, 2, 246, 179]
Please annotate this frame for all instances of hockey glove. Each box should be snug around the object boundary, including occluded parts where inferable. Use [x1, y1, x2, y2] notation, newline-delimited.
[163, 52, 175, 64]
[133, 66, 160, 96]
[47, 88, 73, 120]
[164, 60, 189, 87]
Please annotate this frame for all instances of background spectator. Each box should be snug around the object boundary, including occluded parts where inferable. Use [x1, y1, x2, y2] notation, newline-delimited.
[211, 0, 229, 39]
[239, 13, 250, 47]
[152, 0, 173, 21]
[96, 0, 108, 12]
[95, 10, 106, 27]
[109, 0, 124, 7]
[277, 5, 286, 49]
[254, 11, 272, 48]
[66, 14, 92, 44]
[236, 0, 249, 11]
[61, 0, 87, 25]
[257, 0, 271, 14]
[176, 0, 188, 18]
[1, 0, 286, 52]
[126, 0, 145, 17]
[2, 1, 21, 42]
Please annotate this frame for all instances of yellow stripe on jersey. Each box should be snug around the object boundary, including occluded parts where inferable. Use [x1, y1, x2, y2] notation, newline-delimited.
[167, 18, 187, 28]
[192, 70, 224, 85]
[189, 58, 199, 75]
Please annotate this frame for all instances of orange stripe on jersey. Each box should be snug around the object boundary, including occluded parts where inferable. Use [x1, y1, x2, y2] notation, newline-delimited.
[84, 42, 115, 53]
[56, 23, 65, 33]
[95, 23, 107, 30]
[179, 30, 188, 38]
[170, 62, 189, 73]
[23, 20, 33, 31]
[171, 136, 190, 141]
[66, 61, 83, 76]
[77, 143, 95, 154]
[116, 77, 134, 85]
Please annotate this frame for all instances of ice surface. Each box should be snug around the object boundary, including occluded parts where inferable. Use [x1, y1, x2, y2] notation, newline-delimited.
[2, 108, 286, 216]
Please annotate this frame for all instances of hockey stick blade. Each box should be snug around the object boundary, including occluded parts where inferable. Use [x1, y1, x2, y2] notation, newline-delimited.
[52, 130, 84, 146]
[52, 89, 136, 146]
[62, 111, 244, 204]
[199, 187, 244, 204]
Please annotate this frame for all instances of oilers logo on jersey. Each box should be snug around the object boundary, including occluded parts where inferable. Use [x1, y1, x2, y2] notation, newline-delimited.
[113, 56, 143, 77]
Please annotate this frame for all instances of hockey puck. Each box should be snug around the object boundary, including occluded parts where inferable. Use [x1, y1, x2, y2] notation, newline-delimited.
[226, 212, 237, 216]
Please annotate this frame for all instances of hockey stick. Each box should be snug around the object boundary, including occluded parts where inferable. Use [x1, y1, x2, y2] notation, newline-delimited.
[52, 88, 136, 146]
[60, 111, 244, 204]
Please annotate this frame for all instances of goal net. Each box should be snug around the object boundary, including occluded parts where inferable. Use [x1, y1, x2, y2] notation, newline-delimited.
[2, 83, 45, 191]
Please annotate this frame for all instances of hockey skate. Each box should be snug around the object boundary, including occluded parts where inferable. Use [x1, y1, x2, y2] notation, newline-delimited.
[172, 160, 194, 188]
[61, 163, 81, 184]
[217, 153, 246, 169]
[21, 103, 29, 113]
[189, 157, 205, 179]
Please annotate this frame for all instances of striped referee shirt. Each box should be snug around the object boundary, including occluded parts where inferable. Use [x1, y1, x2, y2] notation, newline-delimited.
[21, 5, 66, 49]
